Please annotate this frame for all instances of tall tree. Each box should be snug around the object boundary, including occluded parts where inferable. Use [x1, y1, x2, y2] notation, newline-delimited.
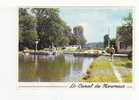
[117, 12, 133, 46]
[32, 8, 71, 49]
[104, 34, 110, 48]
[19, 8, 87, 50]
[110, 38, 117, 52]
[19, 8, 38, 50]
[123, 12, 132, 26]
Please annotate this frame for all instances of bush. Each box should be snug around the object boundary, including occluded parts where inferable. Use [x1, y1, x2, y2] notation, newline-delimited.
[125, 61, 132, 68]
[128, 51, 132, 60]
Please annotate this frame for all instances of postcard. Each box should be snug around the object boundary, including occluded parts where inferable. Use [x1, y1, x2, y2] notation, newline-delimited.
[18, 6, 133, 88]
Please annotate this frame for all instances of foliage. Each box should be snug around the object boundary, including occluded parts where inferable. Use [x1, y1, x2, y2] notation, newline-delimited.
[128, 51, 132, 60]
[125, 61, 132, 68]
[116, 12, 133, 46]
[122, 73, 132, 82]
[113, 57, 132, 68]
[19, 8, 38, 50]
[110, 38, 117, 52]
[32, 8, 70, 48]
[104, 34, 110, 48]
[19, 8, 87, 50]
[123, 12, 132, 26]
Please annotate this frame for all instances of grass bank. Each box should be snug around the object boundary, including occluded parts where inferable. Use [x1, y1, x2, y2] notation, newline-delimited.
[113, 57, 132, 68]
[81, 56, 132, 83]
[112, 57, 132, 82]
[81, 56, 118, 82]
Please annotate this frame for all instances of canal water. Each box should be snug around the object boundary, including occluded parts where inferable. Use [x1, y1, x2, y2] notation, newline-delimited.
[19, 54, 94, 82]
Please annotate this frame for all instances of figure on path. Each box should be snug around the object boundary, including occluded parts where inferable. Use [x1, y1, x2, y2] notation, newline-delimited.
[109, 45, 115, 61]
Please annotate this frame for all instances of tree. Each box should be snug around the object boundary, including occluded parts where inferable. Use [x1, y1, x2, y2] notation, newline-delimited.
[117, 12, 133, 46]
[104, 34, 110, 48]
[58, 36, 69, 46]
[31, 8, 72, 49]
[123, 12, 132, 26]
[78, 36, 86, 46]
[19, 8, 38, 50]
[68, 34, 77, 45]
[110, 38, 117, 52]
[19, 8, 87, 50]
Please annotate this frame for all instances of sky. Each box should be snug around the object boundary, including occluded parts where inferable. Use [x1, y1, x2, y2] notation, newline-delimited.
[59, 7, 132, 43]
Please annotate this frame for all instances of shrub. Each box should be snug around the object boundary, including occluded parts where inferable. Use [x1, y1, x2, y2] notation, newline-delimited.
[128, 51, 132, 60]
[125, 61, 132, 68]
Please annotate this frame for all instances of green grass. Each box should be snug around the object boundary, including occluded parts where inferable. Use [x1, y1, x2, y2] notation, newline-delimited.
[113, 57, 132, 68]
[82, 75, 118, 82]
[81, 56, 118, 82]
[81, 56, 132, 83]
[90, 57, 111, 69]
[112, 57, 132, 83]
[122, 73, 132, 82]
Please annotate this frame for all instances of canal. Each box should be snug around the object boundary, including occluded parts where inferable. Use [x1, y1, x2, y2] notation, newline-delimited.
[19, 54, 94, 82]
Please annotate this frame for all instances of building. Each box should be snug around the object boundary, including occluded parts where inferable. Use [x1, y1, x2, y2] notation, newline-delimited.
[116, 33, 132, 53]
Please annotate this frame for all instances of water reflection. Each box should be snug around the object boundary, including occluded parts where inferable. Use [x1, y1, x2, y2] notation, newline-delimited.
[19, 54, 94, 82]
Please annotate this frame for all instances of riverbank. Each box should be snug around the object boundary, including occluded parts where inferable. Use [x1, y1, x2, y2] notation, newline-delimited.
[81, 56, 132, 83]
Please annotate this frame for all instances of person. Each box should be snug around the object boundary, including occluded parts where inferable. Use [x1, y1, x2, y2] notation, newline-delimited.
[110, 45, 115, 61]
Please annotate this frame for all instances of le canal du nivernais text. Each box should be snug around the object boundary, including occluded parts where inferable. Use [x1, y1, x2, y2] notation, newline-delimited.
[69, 82, 132, 88]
